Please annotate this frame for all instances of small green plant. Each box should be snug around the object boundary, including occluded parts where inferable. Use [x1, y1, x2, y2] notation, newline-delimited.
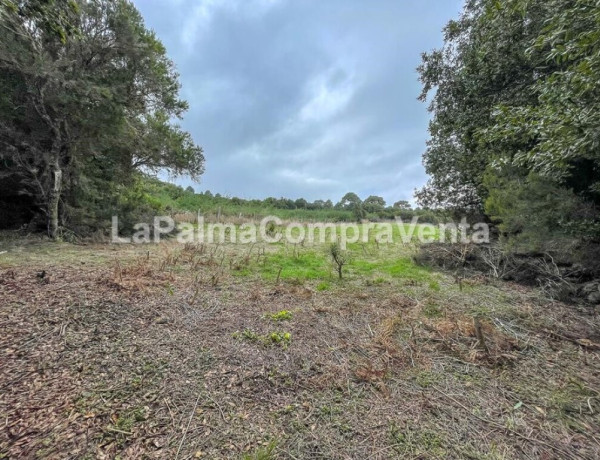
[428, 280, 441, 291]
[366, 276, 387, 286]
[330, 242, 348, 279]
[415, 370, 441, 388]
[269, 331, 292, 348]
[242, 440, 277, 460]
[267, 310, 293, 321]
[316, 281, 330, 291]
[265, 221, 278, 237]
[107, 406, 147, 445]
[233, 329, 291, 349]
[389, 423, 445, 456]
[232, 329, 260, 342]
[422, 301, 443, 318]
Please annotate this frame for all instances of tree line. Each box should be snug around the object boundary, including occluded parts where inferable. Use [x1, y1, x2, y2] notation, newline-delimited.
[127, 177, 432, 224]
[214, 191, 411, 214]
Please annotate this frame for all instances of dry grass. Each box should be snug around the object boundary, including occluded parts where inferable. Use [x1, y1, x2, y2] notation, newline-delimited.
[1, 237, 599, 459]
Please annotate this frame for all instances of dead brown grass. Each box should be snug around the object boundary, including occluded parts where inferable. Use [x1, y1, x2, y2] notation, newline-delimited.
[0, 239, 599, 459]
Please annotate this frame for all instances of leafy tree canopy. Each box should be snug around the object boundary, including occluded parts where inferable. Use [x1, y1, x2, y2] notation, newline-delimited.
[417, 0, 600, 258]
[0, 0, 204, 237]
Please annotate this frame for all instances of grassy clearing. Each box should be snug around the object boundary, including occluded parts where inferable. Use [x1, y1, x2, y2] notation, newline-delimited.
[225, 223, 441, 288]
[257, 250, 330, 281]
[1, 225, 599, 459]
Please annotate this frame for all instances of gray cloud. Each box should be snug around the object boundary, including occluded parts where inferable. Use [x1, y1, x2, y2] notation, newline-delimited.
[134, 0, 462, 204]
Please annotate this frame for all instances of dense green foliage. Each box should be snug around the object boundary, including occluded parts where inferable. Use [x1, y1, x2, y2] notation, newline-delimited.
[418, 0, 600, 263]
[0, 0, 203, 237]
[131, 176, 439, 223]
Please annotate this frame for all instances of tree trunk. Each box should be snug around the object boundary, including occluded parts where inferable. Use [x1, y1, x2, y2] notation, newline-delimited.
[48, 154, 62, 240]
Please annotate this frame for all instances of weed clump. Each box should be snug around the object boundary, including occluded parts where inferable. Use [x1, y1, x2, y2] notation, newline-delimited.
[268, 331, 291, 346]
[316, 281, 330, 291]
[242, 440, 277, 460]
[233, 329, 292, 349]
[422, 301, 443, 318]
[266, 310, 293, 321]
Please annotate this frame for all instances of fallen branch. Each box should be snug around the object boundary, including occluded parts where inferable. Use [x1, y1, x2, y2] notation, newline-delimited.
[106, 427, 133, 436]
[175, 394, 201, 460]
[543, 329, 600, 350]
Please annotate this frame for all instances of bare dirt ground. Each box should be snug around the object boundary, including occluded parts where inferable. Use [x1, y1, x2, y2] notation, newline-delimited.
[1, 236, 600, 459]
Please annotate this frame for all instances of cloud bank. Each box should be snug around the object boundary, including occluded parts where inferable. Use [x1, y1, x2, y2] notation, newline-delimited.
[134, 0, 462, 204]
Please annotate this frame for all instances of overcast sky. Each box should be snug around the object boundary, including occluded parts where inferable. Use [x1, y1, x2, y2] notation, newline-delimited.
[133, 0, 463, 204]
